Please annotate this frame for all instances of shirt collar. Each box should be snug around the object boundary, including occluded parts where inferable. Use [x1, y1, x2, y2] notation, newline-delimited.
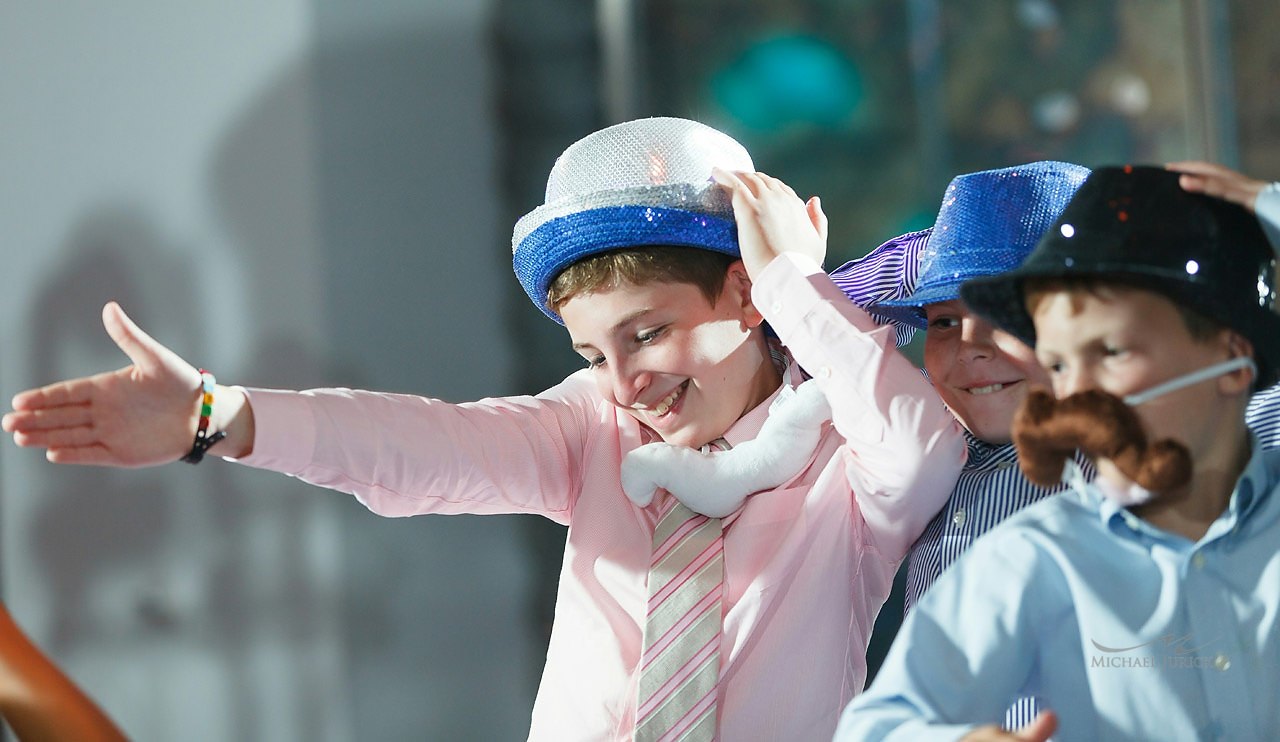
[1225, 435, 1272, 521]
[1089, 434, 1275, 538]
[720, 345, 801, 449]
[963, 432, 1011, 468]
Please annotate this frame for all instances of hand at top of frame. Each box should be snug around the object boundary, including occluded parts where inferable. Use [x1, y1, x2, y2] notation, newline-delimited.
[1167, 160, 1268, 213]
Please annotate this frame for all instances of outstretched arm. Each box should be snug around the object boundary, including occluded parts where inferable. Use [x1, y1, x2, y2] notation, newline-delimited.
[3, 301, 254, 466]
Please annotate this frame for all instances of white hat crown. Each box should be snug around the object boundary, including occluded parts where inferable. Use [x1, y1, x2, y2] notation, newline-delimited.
[512, 117, 753, 252]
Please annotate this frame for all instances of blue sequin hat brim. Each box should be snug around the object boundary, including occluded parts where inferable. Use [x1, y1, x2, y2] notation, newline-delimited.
[514, 204, 739, 322]
[873, 160, 1091, 328]
[868, 278, 966, 329]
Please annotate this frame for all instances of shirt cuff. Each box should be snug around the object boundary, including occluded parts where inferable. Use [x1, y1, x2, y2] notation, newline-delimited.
[226, 386, 317, 474]
[1257, 182, 1280, 251]
[752, 252, 882, 339]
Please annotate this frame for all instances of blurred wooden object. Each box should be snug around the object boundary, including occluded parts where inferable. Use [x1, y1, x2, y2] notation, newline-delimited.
[0, 603, 127, 741]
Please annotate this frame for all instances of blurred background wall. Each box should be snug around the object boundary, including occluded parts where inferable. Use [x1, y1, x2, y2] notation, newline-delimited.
[0, 1, 1275, 739]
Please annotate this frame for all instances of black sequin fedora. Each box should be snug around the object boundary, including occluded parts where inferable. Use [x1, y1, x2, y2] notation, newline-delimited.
[961, 165, 1280, 385]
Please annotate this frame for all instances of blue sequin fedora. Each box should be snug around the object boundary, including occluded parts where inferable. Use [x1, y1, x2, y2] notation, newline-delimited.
[512, 117, 753, 323]
[871, 161, 1091, 328]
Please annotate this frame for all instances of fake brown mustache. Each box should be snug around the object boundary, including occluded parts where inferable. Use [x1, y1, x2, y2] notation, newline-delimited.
[1012, 388, 1192, 492]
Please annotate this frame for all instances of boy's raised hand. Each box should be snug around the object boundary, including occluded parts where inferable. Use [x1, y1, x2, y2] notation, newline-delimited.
[1167, 160, 1267, 213]
[2, 302, 242, 467]
[711, 168, 827, 279]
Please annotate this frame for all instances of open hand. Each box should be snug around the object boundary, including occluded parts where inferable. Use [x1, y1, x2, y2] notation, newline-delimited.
[3, 302, 207, 467]
[711, 168, 827, 279]
[1167, 160, 1267, 213]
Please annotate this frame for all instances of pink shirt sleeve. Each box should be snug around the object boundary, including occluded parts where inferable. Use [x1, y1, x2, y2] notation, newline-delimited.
[232, 371, 606, 525]
[752, 253, 966, 561]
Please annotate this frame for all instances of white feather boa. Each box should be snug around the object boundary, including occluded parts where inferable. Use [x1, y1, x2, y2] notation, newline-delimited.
[620, 380, 833, 517]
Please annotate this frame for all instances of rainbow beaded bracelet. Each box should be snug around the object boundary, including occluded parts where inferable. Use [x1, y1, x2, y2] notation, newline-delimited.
[180, 369, 227, 464]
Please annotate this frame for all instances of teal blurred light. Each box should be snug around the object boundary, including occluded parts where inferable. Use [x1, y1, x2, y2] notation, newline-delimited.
[894, 203, 938, 236]
[711, 33, 863, 132]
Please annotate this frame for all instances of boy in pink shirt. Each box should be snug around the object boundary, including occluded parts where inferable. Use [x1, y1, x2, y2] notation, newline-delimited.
[4, 117, 963, 740]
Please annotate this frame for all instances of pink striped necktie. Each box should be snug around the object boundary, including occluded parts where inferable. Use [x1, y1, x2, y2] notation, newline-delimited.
[635, 440, 727, 742]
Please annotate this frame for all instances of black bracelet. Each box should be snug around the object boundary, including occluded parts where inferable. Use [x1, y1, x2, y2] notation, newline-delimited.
[180, 369, 227, 464]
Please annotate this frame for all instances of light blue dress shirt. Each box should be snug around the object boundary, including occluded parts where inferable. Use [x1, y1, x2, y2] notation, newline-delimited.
[836, 440, 1280, 741]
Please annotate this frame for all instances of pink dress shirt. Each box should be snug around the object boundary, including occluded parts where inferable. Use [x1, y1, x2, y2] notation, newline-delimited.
[236, 254, 965, 740]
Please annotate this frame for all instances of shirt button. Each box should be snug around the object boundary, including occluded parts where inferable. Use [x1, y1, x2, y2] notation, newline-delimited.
[1192, 553, 1206, 569]
[818, 366, 833, 379]
[952, 509, 966, 527]
[771, 301, 783, 314]
[1213, 653, 1231, 672]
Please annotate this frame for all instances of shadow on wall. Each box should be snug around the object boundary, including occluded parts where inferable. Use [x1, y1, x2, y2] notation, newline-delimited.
[28, 215, 192, 656]
[24, 211, 311, 741]
[19, 11, 548, 742]
[290, 19, 548, 740]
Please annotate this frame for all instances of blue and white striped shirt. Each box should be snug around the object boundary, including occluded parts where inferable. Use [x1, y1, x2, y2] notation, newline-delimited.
[903, 436, 1092, 610]
[828, 228, 928, 349]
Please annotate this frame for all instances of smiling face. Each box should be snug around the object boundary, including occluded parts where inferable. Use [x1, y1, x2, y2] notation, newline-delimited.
[558, 263, 781, 448]
[923, 299, 1049, 444]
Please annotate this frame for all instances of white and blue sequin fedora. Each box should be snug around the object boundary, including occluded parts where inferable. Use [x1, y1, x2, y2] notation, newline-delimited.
[512, 117, 753, 323]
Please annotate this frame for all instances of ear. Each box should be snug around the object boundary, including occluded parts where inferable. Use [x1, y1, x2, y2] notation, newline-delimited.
[1218, 330, 1257, 395]
[724, 260, 766, 328]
